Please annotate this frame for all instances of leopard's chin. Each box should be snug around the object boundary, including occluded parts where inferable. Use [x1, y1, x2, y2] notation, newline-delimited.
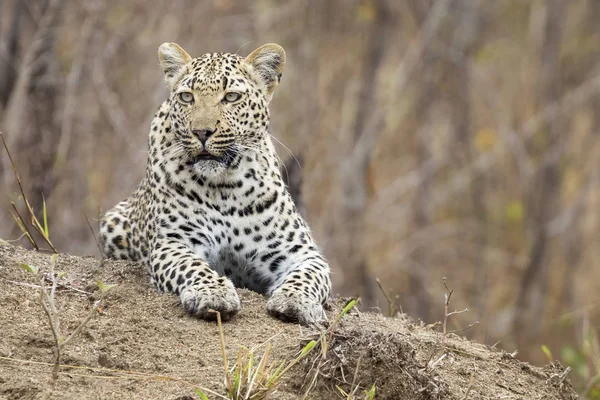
[190, 156, 233, 180]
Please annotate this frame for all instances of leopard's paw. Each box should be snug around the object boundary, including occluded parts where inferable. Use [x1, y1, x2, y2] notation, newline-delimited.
[266, 289, 325, 325]
[180, 278, 241, 321]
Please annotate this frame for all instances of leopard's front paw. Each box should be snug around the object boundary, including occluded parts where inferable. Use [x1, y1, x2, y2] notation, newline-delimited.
[180, 278, 241, 321]
[267, 289, 325, 325]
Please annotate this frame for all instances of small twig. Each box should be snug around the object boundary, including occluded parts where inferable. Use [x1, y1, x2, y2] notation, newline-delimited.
[558, 366, 572, 385]
[3, 280, 41, 289]
[442, 346, 485, 360]
[1, 132, 27, 202]
[376, 278, 398, 317]
[83, 209, 102, 255]
[35, 255, 113, 389]
[42, 276, 93, 295]
[449, 321, 480, 334]
[461, 372, 475, 399]
[48, 263, 58, 306]
[428, 353, 447, 370]
[350, 353, 362, 393]
[496, 382, 524, 395]
[442, 277, 453, 345]
[10, 203, 39, 250]
[447, 308, 469, 317]
[303, 359, 321, 399]
[441, 278, 479, 345]
[4, 275, 93, 295]
[39, 285, 61, 381]
[61, 299, 102, 348]
[41, 256, 61, 382]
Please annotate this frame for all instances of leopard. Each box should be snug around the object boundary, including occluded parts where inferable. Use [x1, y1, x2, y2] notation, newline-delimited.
[99, 42, 331, 325]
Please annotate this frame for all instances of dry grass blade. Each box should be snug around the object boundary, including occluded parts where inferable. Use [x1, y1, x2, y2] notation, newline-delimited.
[324, 298, 359, 357]
[304, 299, 369, 398]
[198, 311, 317, 400]
[10, 204, 38, 250]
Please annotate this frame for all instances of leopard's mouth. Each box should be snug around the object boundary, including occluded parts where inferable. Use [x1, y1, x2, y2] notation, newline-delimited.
[187, 150, 234, 166]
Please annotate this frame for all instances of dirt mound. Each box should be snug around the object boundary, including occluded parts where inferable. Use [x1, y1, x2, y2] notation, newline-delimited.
[0, 243, 579, 399]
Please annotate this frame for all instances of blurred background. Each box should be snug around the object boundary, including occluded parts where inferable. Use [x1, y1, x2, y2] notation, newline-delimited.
[1, 0, 599, 394]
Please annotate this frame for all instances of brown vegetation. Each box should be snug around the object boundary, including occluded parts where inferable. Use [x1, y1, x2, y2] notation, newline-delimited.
[1, 0, 600, 396]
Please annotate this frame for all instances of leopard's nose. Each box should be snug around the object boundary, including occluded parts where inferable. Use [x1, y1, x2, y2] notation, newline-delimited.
[191, 129, 214, 146]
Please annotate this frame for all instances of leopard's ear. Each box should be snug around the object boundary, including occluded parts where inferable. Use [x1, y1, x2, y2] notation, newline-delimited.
[245, 43, 286, 97]
[158, 42, 192, 90]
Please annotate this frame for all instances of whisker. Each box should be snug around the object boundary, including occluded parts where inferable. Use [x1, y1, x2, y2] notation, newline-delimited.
[269, 133, 302, 173]
[233, 143, 261, 154]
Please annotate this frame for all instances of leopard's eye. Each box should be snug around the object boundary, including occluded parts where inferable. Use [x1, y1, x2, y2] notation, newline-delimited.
[178, 92, 194, 104]
[223, 92, 242, 103]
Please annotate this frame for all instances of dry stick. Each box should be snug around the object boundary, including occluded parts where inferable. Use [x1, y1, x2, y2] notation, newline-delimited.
[42, 275, 93, 296]
[442, 278, 474, 345]
[3, 280, 41, 289]
[442, 278, 453, 346]
[1, 132, 58, 253]
[303, 356, 323, 399]
[3, 278, 92, 296]
[347, 354, 363, 398]
[375, 278, 396, 317]
[443, 346, 484, 360]
[38, 256, 111, 385]
[428, 353, 447, 371]
[557, 367, 572, 385]
[10, 203, 38, 250]
[83, 209, 102, 255]
[449, 321, 480, 334]
[461, 372, 475, 400]
[61, 300, 102, 348]
[39, 274, 62, 381]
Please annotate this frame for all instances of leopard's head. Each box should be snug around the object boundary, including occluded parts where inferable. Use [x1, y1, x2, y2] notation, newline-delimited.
[157, 42, 285, 178]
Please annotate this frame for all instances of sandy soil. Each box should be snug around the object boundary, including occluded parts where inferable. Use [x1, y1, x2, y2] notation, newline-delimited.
[0, 243, 579, 399]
